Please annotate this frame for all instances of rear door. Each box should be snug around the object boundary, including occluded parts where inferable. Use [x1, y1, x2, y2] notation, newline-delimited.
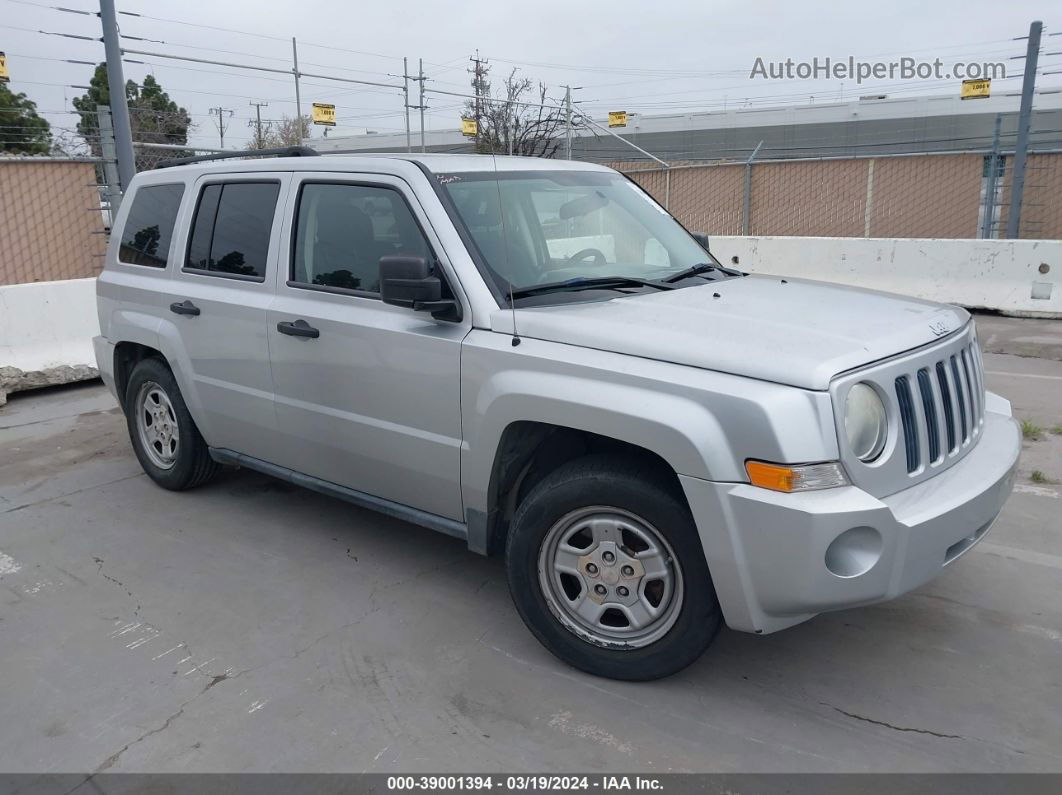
[168, 173, 289, 461]
[266, 173, 468, 521]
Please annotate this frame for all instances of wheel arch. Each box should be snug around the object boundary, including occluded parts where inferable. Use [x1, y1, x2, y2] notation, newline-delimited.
[470, 420, 693, 558]
[109, 311, 212, 441]
[461, 372, 739, 557]
[113, 340, 165, 410]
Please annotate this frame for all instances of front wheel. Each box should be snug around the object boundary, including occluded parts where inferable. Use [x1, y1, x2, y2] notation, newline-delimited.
[505, 455, 722, 681]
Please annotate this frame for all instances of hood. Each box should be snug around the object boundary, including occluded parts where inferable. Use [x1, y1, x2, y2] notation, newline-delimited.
[491, 275, 969, 390]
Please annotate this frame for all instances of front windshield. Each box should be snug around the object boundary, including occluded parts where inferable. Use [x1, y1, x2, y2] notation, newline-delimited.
[437, 170, 715, 297]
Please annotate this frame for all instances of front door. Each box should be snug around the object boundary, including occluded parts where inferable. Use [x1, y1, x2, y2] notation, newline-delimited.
[267, 174, 468, 521]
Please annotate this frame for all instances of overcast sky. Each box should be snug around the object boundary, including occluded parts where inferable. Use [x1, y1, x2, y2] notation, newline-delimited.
[3, 0, 1058, 150]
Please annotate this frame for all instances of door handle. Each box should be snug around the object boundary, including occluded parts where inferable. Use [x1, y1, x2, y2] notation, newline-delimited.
[169, 300, 200, 316]
[276, 319, 320, 339]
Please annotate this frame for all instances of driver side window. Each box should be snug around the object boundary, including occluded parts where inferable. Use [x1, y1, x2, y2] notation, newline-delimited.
[291, 182, 433, 294]
[528, 187, 670, 269]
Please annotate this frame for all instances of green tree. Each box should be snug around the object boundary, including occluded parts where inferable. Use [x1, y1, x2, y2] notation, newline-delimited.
[0, 84, 52, 155]
[72, 65, 192, 169]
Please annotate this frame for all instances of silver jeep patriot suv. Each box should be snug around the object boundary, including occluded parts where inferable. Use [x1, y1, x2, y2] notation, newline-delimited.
[94, 149, 1021, 681]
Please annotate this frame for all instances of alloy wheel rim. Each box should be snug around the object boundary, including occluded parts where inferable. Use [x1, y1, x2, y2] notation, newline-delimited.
[537, 506, 683, 649]
[135, 381, 180, 470]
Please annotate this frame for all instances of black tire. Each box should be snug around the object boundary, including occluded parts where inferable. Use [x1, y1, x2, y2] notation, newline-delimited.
[505, 454, 722, 681]
[123, 357, 221, 490]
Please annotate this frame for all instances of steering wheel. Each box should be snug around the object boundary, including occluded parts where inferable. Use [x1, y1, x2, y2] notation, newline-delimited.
[535, 247, 610, 283]
[564, 247, 608, 268]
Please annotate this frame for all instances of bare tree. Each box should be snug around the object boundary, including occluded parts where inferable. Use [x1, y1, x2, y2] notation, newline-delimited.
[49, 128, 91, 158]
[465, 62, 588, 158]
[253, 115, 312, 149]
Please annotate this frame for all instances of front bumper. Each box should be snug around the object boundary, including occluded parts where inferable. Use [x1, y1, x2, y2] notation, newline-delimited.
[680, 393, 1021, 634]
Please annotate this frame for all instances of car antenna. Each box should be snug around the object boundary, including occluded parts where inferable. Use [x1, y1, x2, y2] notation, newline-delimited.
[490, 146, 520, 346]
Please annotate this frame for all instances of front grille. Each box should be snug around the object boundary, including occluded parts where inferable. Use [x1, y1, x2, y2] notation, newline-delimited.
[895, 340, 985, 473]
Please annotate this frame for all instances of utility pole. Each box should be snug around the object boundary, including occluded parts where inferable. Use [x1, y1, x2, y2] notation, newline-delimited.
[470, 51, 488, 151]
[563, 85, 572, 160]
[403, 57, 412, 153]
[1006, 19, 1042, 238]
[209, 106, 234, 149]
[98, 0, 136, 190]
[418, 58, 426, 153]
[399, 59, 426, 153]
[96, 105, 123, 219]
[292, 37, 304, 145]
[249, 101, 269, 148]
[982, 114, 1003, 239]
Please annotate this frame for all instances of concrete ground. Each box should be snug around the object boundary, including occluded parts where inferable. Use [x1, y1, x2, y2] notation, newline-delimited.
[0, 314, 1060, 773]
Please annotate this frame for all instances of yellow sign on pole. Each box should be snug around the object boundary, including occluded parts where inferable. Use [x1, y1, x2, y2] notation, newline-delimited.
[960, 79, 991, 100]
[608, 111, 628, 128]
[311, 103, 336, 126]
[461, 117, 478, 137]
[0, 52, 9, 83]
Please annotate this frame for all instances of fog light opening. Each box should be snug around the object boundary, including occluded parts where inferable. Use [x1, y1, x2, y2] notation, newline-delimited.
[825, 526, 883, 579]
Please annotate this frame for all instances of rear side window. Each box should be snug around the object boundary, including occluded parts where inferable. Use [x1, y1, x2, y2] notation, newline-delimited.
[119, 183, 185, 268]
[185, 182, 280, 280]
[291, 183, 433, 293]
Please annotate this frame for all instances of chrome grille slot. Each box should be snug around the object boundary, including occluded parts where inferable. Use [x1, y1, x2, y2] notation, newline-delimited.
[895, 375, 919, 473]
[964, 344, 985, 431]
[950, 356, 969, 443]
[916, 368, 940, 464]
[936, 361, 957, 452]
[960, 350, 977, 437]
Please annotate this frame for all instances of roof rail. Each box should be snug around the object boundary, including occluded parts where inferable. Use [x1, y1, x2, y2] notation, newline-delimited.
[154, 145, 318, 170]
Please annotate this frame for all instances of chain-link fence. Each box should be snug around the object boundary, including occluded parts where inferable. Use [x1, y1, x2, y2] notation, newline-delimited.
[0, 112, 228, 287]
[130, 143, 223, 173]
[0, 156, 110, 286]
[993, 152, 1062, 239]
[612, 150, 1062, 240]
[4, 102, 1060, 290]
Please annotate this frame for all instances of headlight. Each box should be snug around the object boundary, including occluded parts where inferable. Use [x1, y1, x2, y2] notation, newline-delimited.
[845, 383, 888, 462]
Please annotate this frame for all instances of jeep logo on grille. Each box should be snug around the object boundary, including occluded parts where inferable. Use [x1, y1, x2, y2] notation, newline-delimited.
[928, 320, 951, 337]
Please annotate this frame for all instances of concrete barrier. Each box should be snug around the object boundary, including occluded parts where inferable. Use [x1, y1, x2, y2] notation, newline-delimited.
[708, 236, 1060, 318]
[0, 278, 100, 406]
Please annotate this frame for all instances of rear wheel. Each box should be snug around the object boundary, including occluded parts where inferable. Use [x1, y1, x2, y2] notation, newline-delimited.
[124, 357, 220, 490]
[505, 455, 722, 681]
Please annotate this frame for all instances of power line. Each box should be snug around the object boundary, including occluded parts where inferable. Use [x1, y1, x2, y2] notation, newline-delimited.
[115, 8, 401, 62]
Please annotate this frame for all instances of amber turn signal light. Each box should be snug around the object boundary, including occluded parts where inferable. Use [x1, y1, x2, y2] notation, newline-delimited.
[745, 460, 849, 493]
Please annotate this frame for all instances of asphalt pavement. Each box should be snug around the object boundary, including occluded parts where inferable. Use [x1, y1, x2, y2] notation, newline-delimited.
[0, 314, 1059, 773]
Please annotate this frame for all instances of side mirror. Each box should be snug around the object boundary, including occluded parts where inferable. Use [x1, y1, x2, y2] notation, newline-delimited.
[379, 256, 460, 321]
[691, 232, 711, 251]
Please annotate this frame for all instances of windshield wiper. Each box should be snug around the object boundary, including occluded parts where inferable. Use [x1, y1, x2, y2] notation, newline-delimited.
[662, 262, 741, 283]
[509, 276, 676, 301]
